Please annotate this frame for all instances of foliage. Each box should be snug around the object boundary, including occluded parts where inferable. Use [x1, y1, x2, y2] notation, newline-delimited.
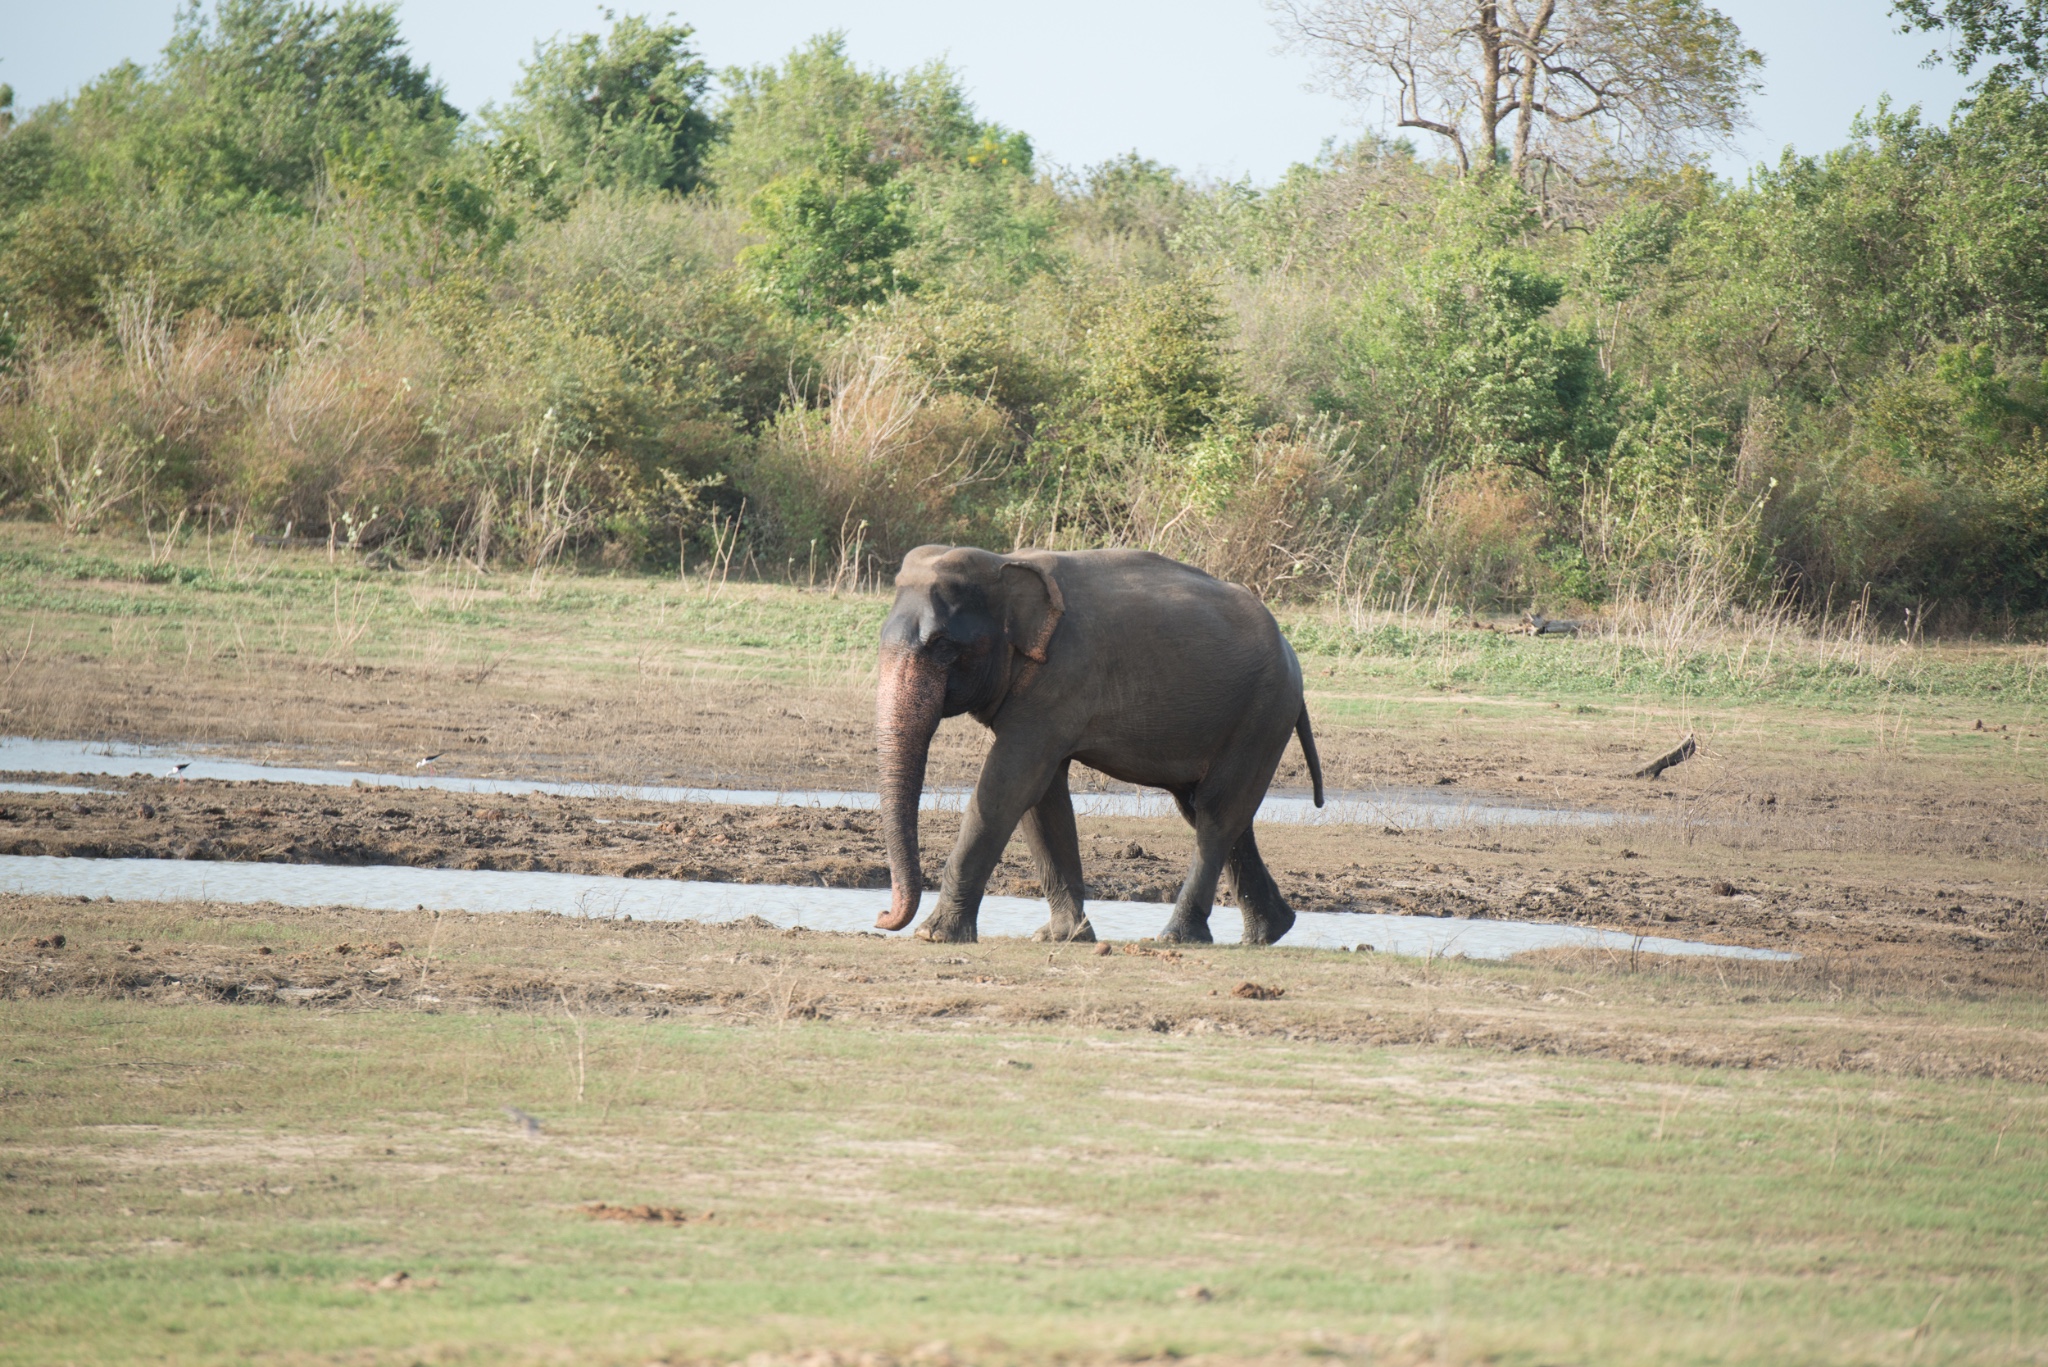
[485, 15, 717, 198]
[740, 167, 915, 317]
[145, 0, 458, 211]
[0, 0, 2045, 632]
[1893, 0, 2048, 86]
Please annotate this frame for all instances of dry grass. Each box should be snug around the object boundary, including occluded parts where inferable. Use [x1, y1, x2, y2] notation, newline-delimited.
[748, 351, 1015, 583]
[1, 896, 2044, 1365]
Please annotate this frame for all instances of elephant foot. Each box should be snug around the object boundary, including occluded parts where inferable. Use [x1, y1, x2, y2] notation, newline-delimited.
[1154, 916, 1214, 945]
[1032, 917, 1096, 944]
[914, 913, 979, 943]
[1240, 905, 1296, 946]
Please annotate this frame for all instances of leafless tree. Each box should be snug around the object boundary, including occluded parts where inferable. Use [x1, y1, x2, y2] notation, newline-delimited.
[1269, 0, 1762, 184]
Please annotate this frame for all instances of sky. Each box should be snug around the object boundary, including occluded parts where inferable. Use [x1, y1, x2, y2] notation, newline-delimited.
[3, 0, 1979, 184]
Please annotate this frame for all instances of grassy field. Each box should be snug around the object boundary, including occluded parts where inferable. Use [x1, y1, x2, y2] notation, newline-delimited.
[4, 898, 2046, 1367]
[4, 524, 2045, 705]
[2, 523, 2045, 1363]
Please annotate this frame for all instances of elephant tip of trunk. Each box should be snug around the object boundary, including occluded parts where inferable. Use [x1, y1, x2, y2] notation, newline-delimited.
[874, 886, 920, 931]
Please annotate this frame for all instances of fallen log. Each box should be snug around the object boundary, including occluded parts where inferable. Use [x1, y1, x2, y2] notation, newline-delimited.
[1632, 732, 1697, 779]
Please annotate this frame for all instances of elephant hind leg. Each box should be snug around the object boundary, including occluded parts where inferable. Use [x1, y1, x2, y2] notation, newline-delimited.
[1227, 826, 1295, 946]
[1157, 789, 1237, 945]
[1022, 760, 1094, 943]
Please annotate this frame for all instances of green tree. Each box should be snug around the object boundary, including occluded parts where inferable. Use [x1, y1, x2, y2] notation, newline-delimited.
[486, 14, 717, 197]
[723, 36, 1038, 319]
[708, 35, 987, 199]
[1082, 275, 1236, 445]
[144, 0, 458, 210]
[740, 164, 915, 317]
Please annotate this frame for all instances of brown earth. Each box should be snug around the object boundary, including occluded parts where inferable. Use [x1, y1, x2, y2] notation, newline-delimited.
[2, 774, 2042, 987]
[7, 643, 2046, 872]
[4, 894, 2043, 1083]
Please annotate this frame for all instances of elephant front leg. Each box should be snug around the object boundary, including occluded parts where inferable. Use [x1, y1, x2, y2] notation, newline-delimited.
[1021, 760, 1094, 943]
[916, 734, 1063, 943]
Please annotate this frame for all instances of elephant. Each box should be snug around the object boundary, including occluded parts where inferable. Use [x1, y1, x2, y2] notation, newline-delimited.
[874, 544, 1324, 946]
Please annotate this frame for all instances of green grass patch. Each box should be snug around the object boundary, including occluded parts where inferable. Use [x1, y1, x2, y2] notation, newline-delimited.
[2, 999, 2043, 1364]
[3, 525, 2044, 712]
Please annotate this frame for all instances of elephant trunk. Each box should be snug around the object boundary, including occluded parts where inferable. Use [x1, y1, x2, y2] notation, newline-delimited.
[875, 645, 944, 931]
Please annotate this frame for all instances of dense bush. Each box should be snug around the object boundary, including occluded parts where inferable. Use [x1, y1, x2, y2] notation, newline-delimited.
[1, 1, 2045, 632]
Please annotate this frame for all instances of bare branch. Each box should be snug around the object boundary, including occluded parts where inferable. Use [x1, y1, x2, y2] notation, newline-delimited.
[1269, 0, 1761, 187]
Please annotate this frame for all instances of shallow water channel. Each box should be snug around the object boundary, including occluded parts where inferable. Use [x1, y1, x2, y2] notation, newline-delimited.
[0, 855, 1794, 962]
[0, 737, 1632, 831]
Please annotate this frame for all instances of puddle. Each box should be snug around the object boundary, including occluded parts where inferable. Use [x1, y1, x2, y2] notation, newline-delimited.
[0, 737, 1632, 830]
[0, 855, 1792, 962]
[0, 782, 118, 797]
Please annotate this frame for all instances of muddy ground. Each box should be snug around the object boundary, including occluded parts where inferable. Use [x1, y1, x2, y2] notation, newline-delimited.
[3, 775, 2043, 987]
[11, 649, 2045, 858]
[5, 895, 2045, 1083]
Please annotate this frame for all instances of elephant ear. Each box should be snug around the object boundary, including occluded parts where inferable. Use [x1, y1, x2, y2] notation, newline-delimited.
[1000, 554, 1065, 663]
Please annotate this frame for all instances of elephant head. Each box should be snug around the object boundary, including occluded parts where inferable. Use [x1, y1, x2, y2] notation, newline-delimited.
[874, 546, 1064, 931]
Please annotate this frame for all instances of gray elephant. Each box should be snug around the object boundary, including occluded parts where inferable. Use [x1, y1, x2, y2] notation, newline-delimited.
[874, 545, 1324, 945]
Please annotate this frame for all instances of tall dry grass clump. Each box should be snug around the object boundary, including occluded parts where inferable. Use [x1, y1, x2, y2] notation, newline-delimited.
[1406, 467, 1551, 611]
[0, 290, 271, 530]
[745, 351, 1014, 582]
[1103, 424, 1359, 599]
[230, 311, 433, 532]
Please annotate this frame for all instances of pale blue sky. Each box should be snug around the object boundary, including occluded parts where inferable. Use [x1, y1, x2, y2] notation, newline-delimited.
[2, 0, 1977, 184]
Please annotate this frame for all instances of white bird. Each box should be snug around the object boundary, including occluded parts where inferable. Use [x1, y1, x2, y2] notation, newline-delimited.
[165, 762, 191, 782]
[415, 753, 444, 770]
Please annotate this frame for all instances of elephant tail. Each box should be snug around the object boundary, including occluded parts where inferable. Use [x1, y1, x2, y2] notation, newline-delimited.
[1295, 707, 1325, 808]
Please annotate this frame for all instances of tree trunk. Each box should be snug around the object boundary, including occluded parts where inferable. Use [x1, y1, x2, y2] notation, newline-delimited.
[1631, 733, 1697, 780]
[1478, 0, 1501, 171]
[1511, 0, 1556, 179]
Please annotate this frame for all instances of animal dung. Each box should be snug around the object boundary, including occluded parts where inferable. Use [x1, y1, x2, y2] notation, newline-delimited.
[579, 1202, 710, 1225]
[33, 934, 65, 950]
[1232, 981, 1284, 1000]
[1712, 880, 1738, 897]
[355, 1270, 438, 1292]
[1177, 1284, 1215, 1302]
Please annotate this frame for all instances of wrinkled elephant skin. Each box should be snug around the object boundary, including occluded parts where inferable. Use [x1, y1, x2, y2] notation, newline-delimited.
[874, 546, 1323, 946]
